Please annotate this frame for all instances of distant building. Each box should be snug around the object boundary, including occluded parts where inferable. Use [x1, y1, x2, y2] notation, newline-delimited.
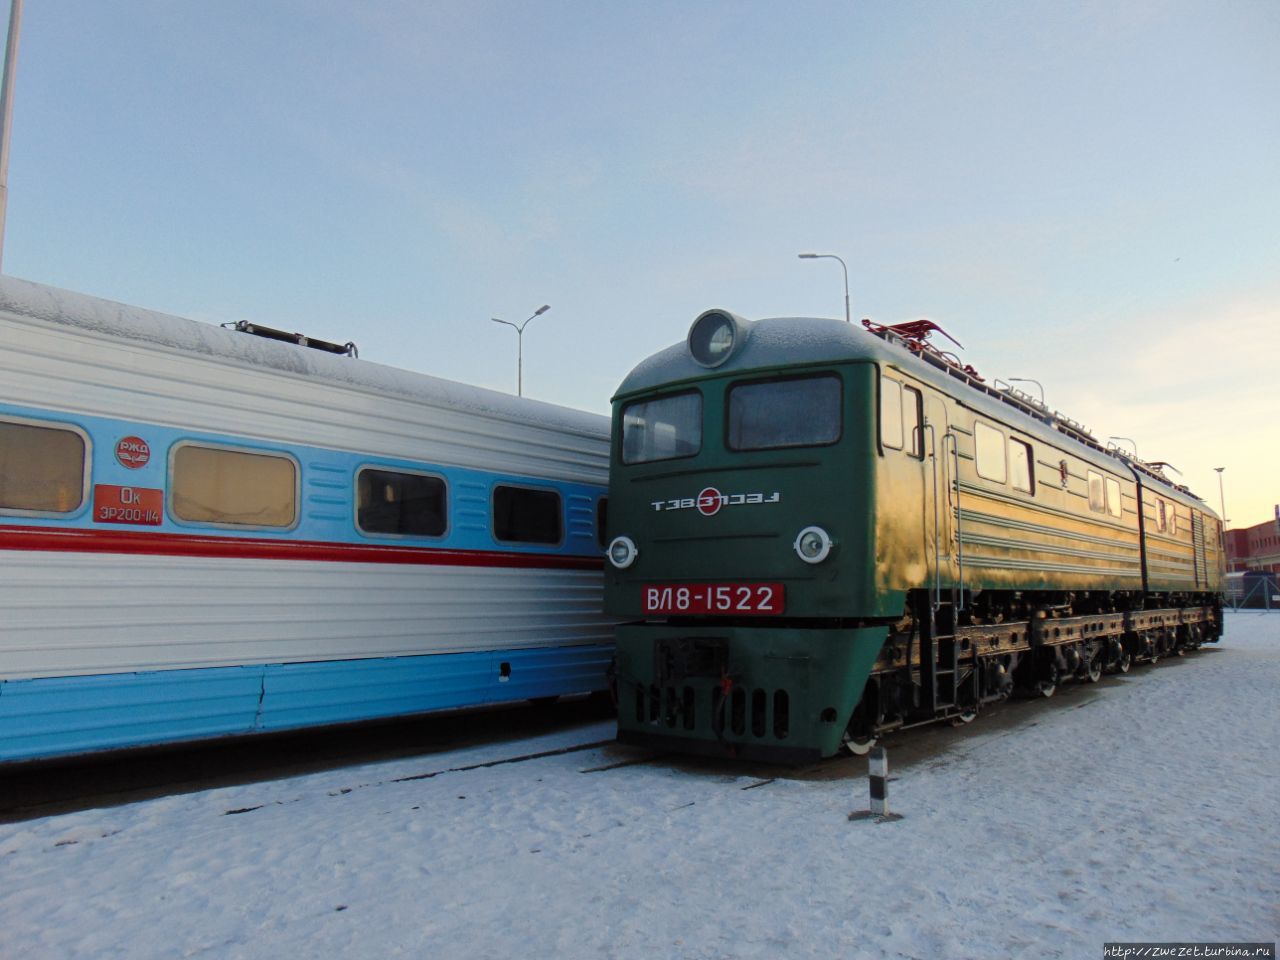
[1224, 509, 1280, 575]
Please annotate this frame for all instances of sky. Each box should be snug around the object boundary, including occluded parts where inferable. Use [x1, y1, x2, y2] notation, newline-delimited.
[5, 0, 1278, 527]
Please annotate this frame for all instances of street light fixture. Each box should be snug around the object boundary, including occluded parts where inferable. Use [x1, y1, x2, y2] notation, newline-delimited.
[797, 253, 850, 324]
[491, 304, 549, 397]
[1108, 436, 1138, 458]
[1005, 377, 1045, 405]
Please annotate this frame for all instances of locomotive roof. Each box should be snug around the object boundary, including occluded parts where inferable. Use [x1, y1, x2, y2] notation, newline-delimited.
[615, 313, 1212, 513]
[0, 276, 606, 439]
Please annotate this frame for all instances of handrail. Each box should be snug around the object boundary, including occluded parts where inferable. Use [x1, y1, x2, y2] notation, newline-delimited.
[943, 430, 964, 611]
[923, 421, 942, 613]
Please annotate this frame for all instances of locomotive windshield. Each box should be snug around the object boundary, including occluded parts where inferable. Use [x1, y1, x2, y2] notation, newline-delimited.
[621, 391, 702, 464]
[727, 374, 841, 451]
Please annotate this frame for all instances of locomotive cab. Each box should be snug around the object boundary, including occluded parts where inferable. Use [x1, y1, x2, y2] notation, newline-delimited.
[605, 310, 898, 761]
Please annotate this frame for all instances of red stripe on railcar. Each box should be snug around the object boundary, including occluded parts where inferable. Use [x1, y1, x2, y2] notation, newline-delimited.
[0, 524, 604, 570]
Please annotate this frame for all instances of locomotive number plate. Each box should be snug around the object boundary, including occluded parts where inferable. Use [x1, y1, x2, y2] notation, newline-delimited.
[642, 582, 785, 616]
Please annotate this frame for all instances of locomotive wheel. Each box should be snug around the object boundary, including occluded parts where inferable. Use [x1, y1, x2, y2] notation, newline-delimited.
[950, 708, 978, 726]
[843, 732, 877, 756]
[1085, 655, 1103, 683]
[1035, 662, 1059, 698]
[1114, 649, 1132, 674]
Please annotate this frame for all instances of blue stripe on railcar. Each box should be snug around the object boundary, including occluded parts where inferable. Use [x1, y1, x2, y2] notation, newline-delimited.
[0, 643, 614, 762]
[0, 401, 604, 556]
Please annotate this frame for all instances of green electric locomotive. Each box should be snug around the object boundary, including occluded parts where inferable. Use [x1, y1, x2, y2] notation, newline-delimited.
[604, 309, 1223, 762]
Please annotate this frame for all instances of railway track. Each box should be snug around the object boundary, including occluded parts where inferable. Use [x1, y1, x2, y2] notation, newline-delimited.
[0, 695, 615, 823]
[3, 651, 1209, 824]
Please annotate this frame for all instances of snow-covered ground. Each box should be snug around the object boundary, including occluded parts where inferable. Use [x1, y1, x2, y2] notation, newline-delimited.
[3, 612, 1277, 959]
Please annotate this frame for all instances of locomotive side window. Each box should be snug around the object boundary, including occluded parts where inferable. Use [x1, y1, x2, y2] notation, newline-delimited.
[1156, 498, 1168, 532]
[0, 418, 88, 514]
[880, 376, 903, 450]
[974, 422, 1006, 483]
[170, 444, 298, 528]
[621, 392, 701, 464]
[904, 386, 923, 458]
[1087, 470, 1105, 513]
[1168, 503, 1178, 534]
[1106, 477, 1123, 518]
[728, 375, 841, 451]
[493, 485, 562, 545]
[356, 468, 447, 537]
[596, 496, 608, 548]
[1009, 438, 1034, 493]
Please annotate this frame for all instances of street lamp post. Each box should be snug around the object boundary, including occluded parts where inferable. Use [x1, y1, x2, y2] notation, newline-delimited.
[0, 0, 25, 273]
[1214, 467, 1227, 526]
[798, 253, 850, 324]
[491, 304, 549, 397]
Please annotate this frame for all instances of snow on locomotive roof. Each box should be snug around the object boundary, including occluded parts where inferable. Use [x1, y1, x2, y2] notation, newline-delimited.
[616, 311, 1211, 510]
[0, 275, 605, 438]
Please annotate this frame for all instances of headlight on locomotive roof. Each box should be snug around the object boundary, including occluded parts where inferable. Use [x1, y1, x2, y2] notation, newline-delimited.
[608, 535, 639, 569]
[794, 526, 834, 564]
[688, 309, 740, 367]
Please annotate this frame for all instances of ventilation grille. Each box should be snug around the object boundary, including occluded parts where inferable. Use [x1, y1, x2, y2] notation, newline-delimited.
[635, 684, 789, 739]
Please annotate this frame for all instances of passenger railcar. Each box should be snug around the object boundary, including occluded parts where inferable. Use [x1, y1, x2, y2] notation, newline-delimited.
[604, 310, 1222, 762]
[0, 277, 612, 762]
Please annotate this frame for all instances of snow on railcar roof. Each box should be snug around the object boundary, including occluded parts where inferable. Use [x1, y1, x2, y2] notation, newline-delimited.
[0, 276, 606, 437]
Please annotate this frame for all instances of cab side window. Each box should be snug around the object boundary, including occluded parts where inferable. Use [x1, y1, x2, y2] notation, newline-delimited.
[880, 376, 903, 450]
[904, 386, 923, 458]
[1009, 438, 1034, 494]
[1087, 470, 1105, 512]
[1105, 478, 1122, 519]
[975, 422, 1006, 483]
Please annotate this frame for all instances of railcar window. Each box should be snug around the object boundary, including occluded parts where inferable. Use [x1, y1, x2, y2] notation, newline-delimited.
[493, 485, 562, 544]
[880, 376, 903, 450]
[1105, 477, 1122, 518]
[171, 445, 297, 527]
[1087, 471, 1105, 513]
[904, 386, 924, 458]
[1009, 438, 1034, 493]
[356, 468, 446, 537]
[0, 419, 86, 513]
[974, 422, 1007, 483]
[728, 375, 841, 451]
[621, 392, 701, 464]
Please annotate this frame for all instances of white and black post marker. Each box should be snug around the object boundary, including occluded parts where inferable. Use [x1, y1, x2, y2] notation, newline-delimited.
[848, 746, 903, 823]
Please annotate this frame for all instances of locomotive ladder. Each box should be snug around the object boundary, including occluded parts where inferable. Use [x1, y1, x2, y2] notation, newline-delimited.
[920, 598, 963, 713]
[919, 425, 972, 716]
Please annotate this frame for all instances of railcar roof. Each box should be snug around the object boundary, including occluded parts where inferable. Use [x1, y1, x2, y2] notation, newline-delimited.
[615, 312, 1213, 513]
[0, 276, 606, 438]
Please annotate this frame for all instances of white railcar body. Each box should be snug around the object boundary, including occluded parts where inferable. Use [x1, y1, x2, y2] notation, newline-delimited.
[0, 278, 612, 761]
